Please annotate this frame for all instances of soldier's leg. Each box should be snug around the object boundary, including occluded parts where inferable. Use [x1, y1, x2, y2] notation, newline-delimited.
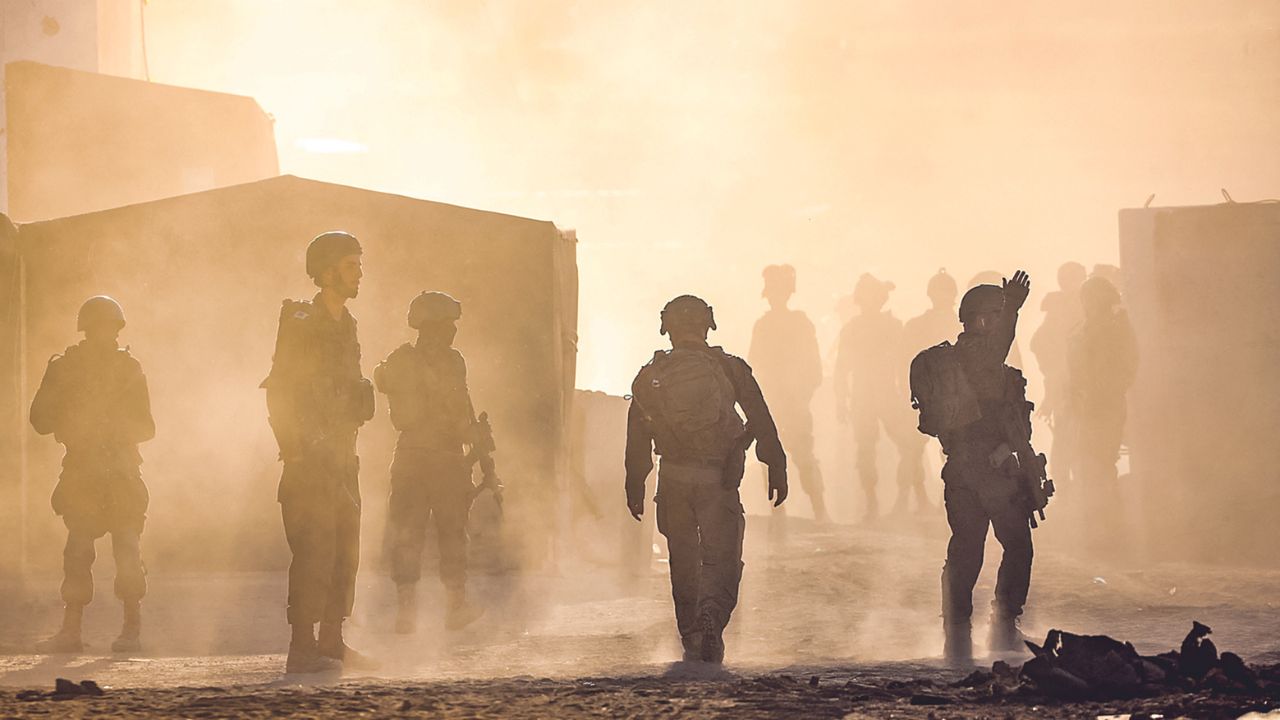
[787, 414, 829, 522]
[655, 463, 700, 657]
[387, 467, 428, 634]
[109, 515, 146, 653]
[851, 410, 880, 517]
[692, 469, 746, 663]
[986, 495, 1033, 651]
[941, 478, 989, 662]
[40, 520, 99, 652]
[435, 462, 482, 630]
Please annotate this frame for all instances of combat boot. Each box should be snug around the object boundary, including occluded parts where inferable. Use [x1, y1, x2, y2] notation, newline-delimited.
[285, 624, 342, 675]
[811, 492, 831, 525]
[698, 615, 724, 665]
[394, 584, 417, 635]
[35, 604, 84, 654]
[318, 620, 379, 671]
[890, 485, 910, 516]
[988, 613, 1028, 654]
[111, 601, 142, 653]
[861, 490, 880, 522]
[943, 621, 973, 667]
[680, 631, 704, 663]
[444, 589, 485, 631]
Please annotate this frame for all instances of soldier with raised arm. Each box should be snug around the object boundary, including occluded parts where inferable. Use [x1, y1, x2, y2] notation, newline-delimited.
[625, 295, 788, 665]
[262, 231, 376, 674]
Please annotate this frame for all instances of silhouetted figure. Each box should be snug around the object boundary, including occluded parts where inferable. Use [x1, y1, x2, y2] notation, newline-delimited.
[1030, 262, 1087, 486]
[1067, 276, 1137, 552]
[262, 231, 376, 674]
[625, 295, 788, 664]
[375, 291, 497, 635]
[748, 264, 828, 523]
[909, 271, 1036, 664]
[29, 296, 154, 654]
[899, 269, 963, 513]
[834, 274, 924, 518]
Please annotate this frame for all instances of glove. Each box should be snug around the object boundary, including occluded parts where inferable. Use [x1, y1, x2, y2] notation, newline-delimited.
[626, 480, 645, 521]
[1002, 270, 1031, 311]
[767, 464, 788, 507]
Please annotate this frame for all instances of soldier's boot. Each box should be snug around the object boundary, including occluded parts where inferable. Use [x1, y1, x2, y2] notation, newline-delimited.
[394, 584, 417, 635]
[698, 614, 724, 665]
[444, 589, 485, 631]
[861, 488, 880, 522]
[943, 621, 973, 667]
[36, 604, 85, 654]
[318, 620, 380, 671]
[913, 482, 937, 515]
[285, 623, 343, 675]
[988, 613, 1028, 654]
[111, 601, 142, 653]
[889, 485, 910, 516]
[680, 631, 703, 663]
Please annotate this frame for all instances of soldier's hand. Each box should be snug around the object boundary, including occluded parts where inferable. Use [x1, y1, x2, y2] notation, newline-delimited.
[628, 498, 644, 522]
[768, 465, 788, 507]
[1003, 270, 1031, 310]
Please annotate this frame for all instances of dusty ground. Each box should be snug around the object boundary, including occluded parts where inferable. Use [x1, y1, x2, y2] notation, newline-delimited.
[2, 514, 1278, 717]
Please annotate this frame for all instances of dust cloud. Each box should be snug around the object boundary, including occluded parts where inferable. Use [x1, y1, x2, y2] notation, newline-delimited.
[3, 0, 1279, 691]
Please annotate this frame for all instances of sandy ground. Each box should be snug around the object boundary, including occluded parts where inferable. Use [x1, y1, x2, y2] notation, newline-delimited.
[2, 514, 1278, 717]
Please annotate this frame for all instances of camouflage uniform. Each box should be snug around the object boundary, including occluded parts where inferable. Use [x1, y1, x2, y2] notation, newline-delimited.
[625, 342, 786, 659]
[374, 343, 477, 595]
[262, 294, 373, 627]
[30, 341, 154, 608]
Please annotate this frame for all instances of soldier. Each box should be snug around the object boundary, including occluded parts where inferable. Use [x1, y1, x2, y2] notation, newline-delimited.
[909, 271, 1035, 664]
[1030, 262, 1087, 486]
[834, 274, 924, 518]
[1066, 276, 1137, 553]
[625, 295, 787, 664]
[29, 296, 154, 654]
[262, 231, 376, 674]
[747, 265, 828, 523]
[374, 291, 495, 634]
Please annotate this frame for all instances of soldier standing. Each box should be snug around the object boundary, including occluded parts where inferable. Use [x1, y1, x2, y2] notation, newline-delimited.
[262, 231, 376, 674]
[908, 271, 1036, 664]
[1066, 276, 1137, 553]
[375, 291, 494, 634]
[1030, 262, 1087, 486]
[625, 295, 787, 664]
[30, 296, 154, 654]
[834, 274, 924, 518]
[748, 265, 828, 523]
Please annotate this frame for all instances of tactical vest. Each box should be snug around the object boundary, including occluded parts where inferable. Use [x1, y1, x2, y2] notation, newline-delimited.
[909, 341, 981, 438]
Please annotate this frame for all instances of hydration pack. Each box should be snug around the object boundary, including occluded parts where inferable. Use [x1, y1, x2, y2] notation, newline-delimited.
[632, 348, 743, 459]
[909, 341, 982, 437]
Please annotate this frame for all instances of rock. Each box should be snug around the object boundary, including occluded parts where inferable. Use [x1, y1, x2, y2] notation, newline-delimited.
[909, 693, 951, 705]
[54, 678, 79, 695]
[808, 676, 819, 687]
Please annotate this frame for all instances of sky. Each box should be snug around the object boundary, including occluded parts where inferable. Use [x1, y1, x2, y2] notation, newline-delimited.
[141, 0, 1280, 394]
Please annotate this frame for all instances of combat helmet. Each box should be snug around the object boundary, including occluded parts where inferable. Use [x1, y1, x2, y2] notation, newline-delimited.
[407, 291, 463, 329]
[958, 284, 1004, 323]
[305, 231, 362, 280]
[927, 269, 958, 305]
[77, 295, 126, 332]
[660, 295, 716, 336]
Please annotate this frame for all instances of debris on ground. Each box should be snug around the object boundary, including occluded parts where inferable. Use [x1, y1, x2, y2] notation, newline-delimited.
[15, 678, 105, 701]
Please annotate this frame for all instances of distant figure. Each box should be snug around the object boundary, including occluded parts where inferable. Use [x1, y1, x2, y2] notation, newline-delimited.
[262, 231, 376, 674]
[834, 274, 924, 518]
[898, 269, 963, 513]
[1030, 262, 1087, 486]
[1066, 276, 1137, 551]
[908, 271, 1042, 664]
[625, 295, 788, 664]
[375, 291, 498, 635]
[30, 296, 154, 654]
[748, 264, 828, 523]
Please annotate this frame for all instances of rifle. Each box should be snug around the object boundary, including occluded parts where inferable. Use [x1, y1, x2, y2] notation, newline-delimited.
[995, 414, 1056, 529]
[467, 411, 504, 514]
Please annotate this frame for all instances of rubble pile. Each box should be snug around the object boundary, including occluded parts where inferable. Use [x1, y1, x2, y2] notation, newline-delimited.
[1018, 621, 1277, 700]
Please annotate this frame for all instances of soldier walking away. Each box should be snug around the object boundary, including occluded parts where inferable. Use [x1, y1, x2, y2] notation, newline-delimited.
[375, 291, 497, 635]
[1066, 276, 1137, 554]
[909, 271, 1049, 665]
[30, 296, 154, 654]
[834, 274, 925, 518]
[625, 295, 788, 665]
[262, 231, 377, 674]
[1030, 262, 1087, 488]
[748, 265, 829, 524]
